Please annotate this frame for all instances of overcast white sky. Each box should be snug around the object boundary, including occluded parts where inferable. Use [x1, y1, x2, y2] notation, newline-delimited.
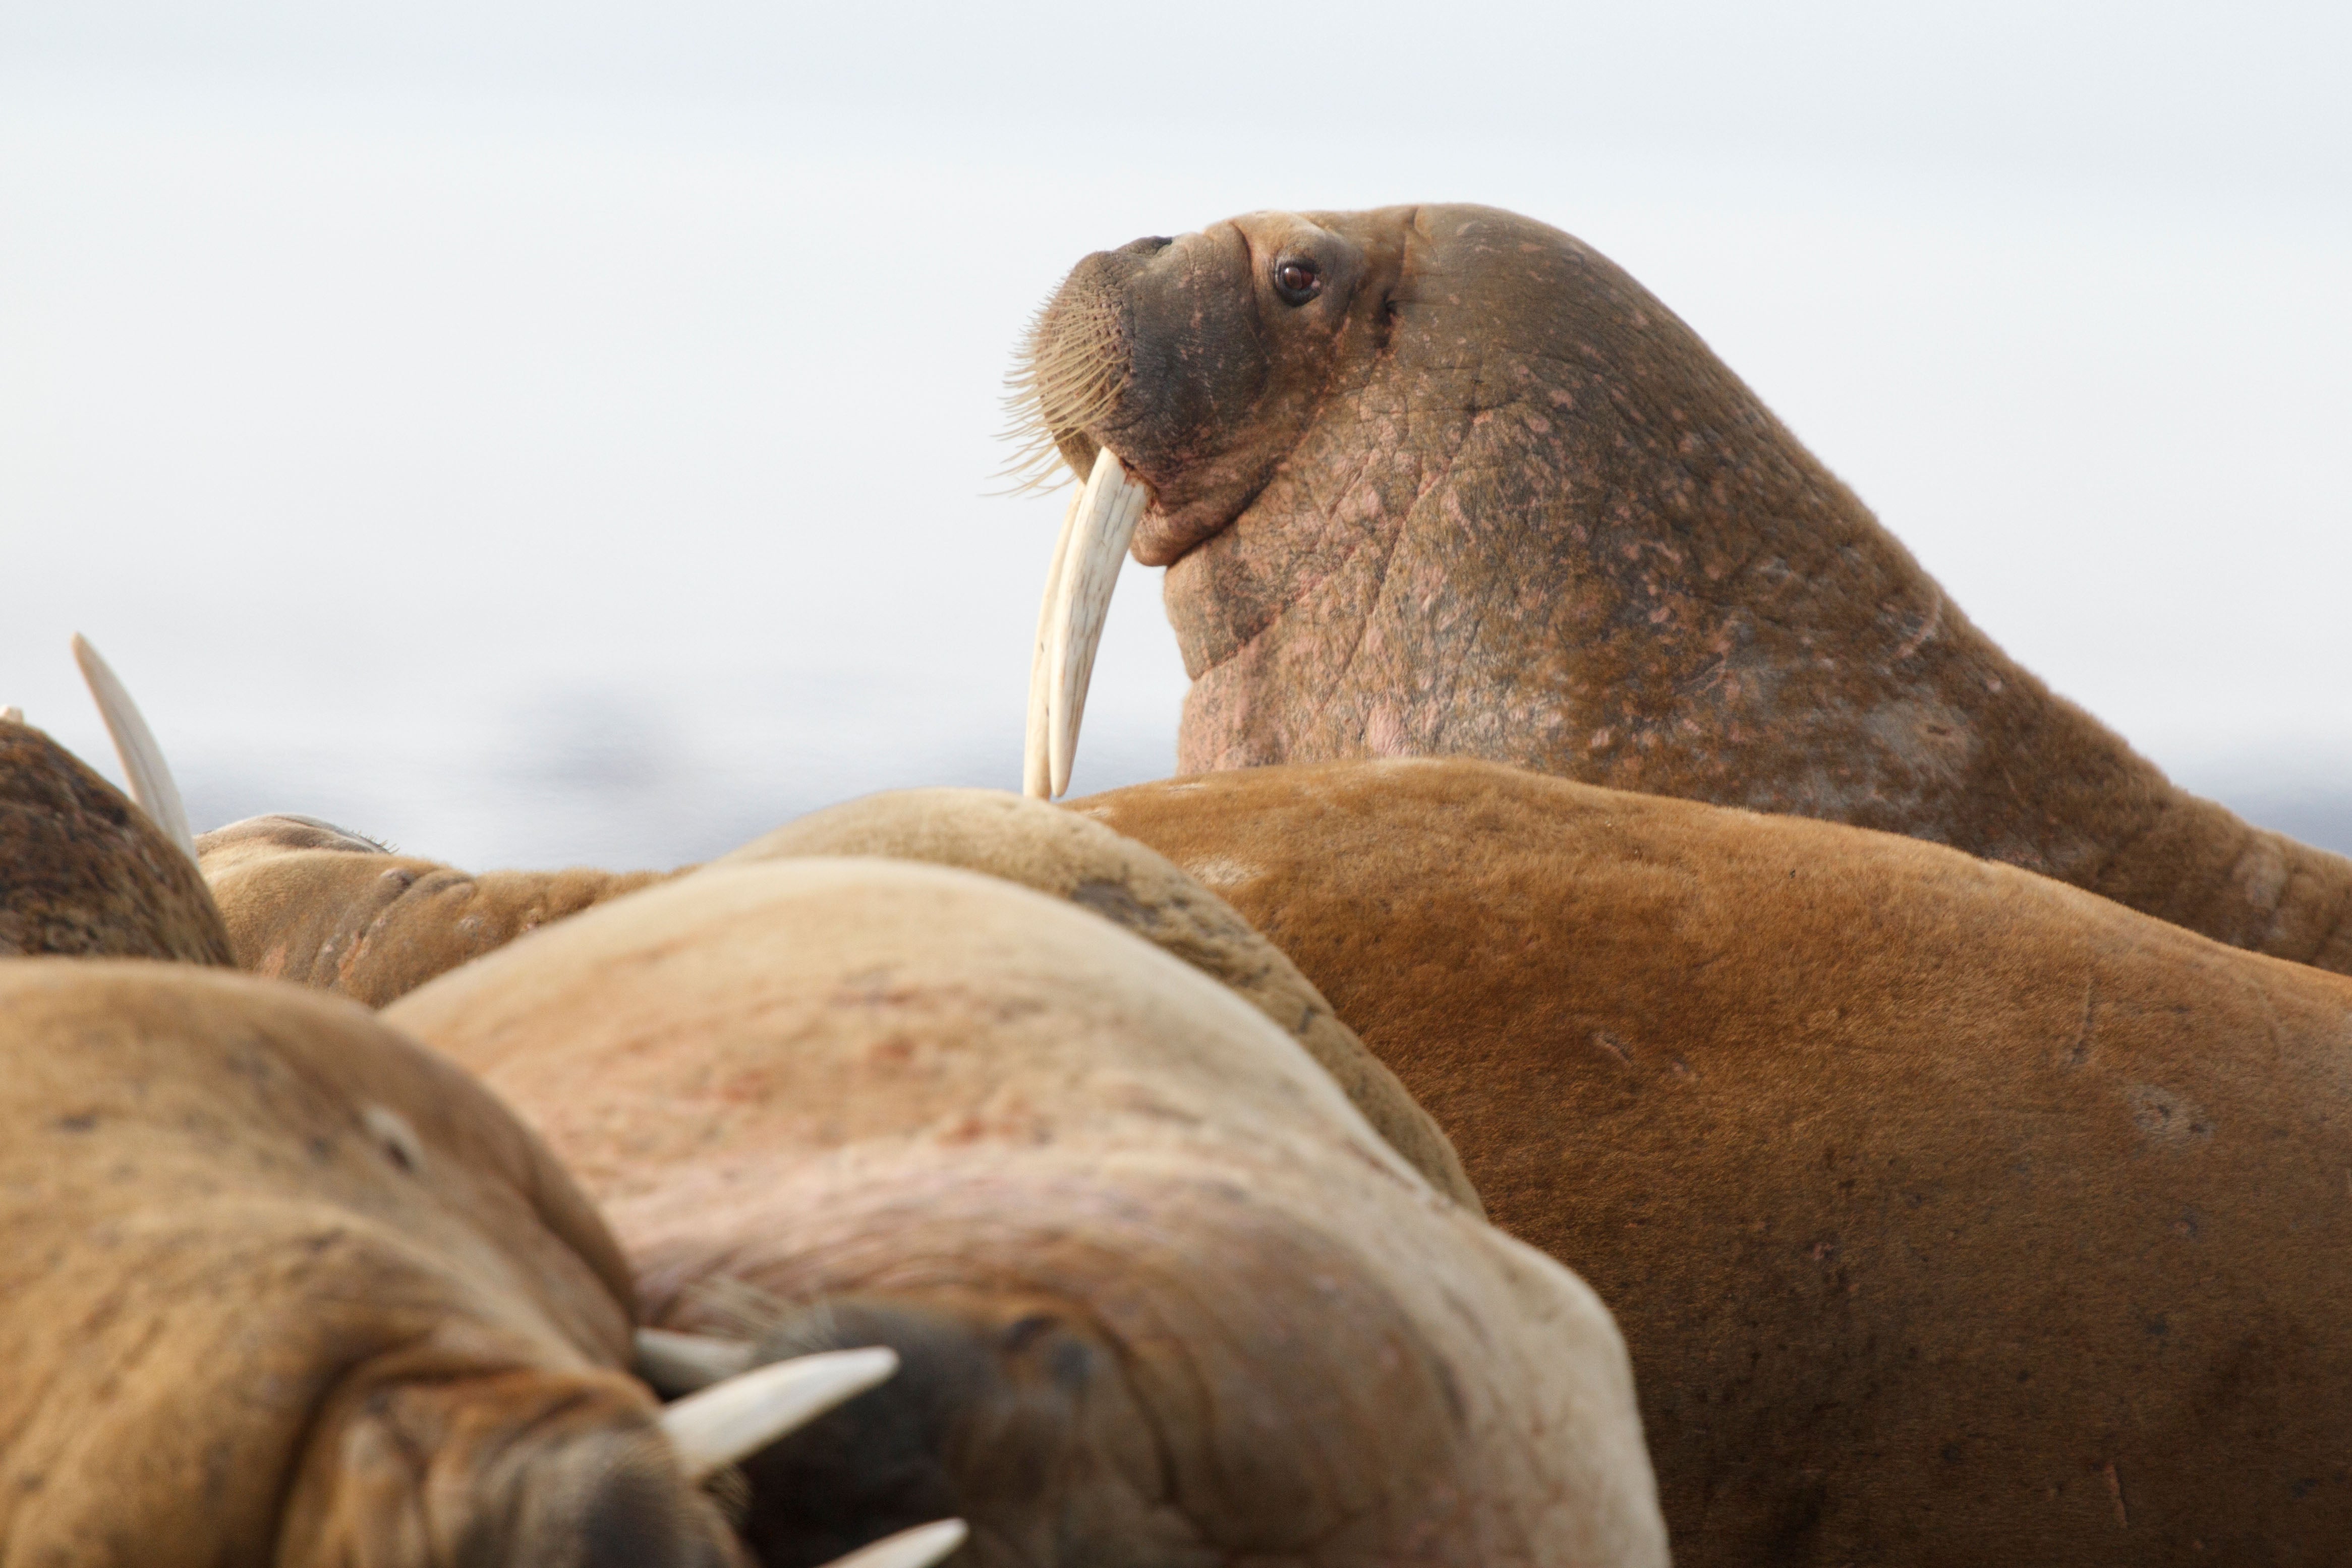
[3, 3, 2346, 865]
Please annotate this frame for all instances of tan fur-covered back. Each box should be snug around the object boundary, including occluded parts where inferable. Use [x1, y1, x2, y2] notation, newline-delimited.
[1076, 758, 2352, 1567]
[0, 718, 233, 963]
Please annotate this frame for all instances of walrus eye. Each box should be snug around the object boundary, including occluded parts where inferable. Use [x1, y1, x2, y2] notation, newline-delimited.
[1272, 257, 1322, 306]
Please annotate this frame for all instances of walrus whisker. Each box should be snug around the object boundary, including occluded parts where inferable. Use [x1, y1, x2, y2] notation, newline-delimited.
[992, 289, 1128, 494]
[677, 1272, 802, 1340]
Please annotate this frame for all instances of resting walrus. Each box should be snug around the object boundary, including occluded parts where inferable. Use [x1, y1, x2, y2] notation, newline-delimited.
[0, 962, 945, 1566]
[383, 854, 1668, 1566]
[1011, 204, 2352, 973]
[1072, 757, 2352, 1568]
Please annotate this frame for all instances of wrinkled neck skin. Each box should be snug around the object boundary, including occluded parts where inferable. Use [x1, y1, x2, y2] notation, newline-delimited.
[1156, 206, 2352, 972]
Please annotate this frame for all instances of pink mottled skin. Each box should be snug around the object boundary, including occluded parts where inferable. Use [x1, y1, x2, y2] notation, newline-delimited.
[1026, 204, 2352, 973]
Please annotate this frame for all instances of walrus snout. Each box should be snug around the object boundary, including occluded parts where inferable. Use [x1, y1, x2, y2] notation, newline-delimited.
[1019, 218, 1368, 548]
[289, 1372, 756, 1568]
[730, 1295, 1187, 1568]
[1009, 212, 1416, 798]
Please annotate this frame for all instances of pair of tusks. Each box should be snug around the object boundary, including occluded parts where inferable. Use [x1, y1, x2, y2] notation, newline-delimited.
[1023, 446, 1151, 799]
[4, 634, 199, 863]
[639, 1329, 967, 1567]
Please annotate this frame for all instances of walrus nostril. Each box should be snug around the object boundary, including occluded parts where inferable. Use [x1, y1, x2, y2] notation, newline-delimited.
[1117, 235, 1174, 256]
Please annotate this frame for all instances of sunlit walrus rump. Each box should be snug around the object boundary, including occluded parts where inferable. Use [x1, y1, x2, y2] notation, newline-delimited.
[383, 857, 1669, 1567]
[1074, 758, 2352, 1568]
[0, 964, 932, 1566]
[1012, 203, 2352, 973]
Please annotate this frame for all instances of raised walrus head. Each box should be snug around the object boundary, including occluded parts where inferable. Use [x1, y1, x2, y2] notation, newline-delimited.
[0, 962, 958, 1567]
[385, 855, 1667, 1567]
[1011, 205, 2352, 972]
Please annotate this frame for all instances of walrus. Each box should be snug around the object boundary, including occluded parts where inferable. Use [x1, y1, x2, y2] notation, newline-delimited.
[383, 854, 1669, 1566]
[2, 715, 233, 963]
[195, 791, 1483, 1210]
[4, 634, 230, 962]
[1070, 757, 2352, 1567]
[1011, 204, 2352, 973]
[0, 961, 949, 1566]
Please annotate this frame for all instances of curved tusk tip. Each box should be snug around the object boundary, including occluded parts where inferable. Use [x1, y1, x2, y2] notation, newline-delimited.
[814, 1518, 969, 1568]
[657, 1345, 901, 1480]
[68, 633, 198, 863]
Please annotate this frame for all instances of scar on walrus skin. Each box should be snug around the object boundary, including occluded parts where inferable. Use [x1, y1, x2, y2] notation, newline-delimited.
[1013, 204, 2352, 975]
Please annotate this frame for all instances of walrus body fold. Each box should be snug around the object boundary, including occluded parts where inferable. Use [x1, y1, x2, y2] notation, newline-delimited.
[1017, 202, 2352, 973]
[1072, 756, 2352, 1568]
[0, 962, 752, 1567]
[197, 811, 680, 1005]
[382, 855, 1669, 1567]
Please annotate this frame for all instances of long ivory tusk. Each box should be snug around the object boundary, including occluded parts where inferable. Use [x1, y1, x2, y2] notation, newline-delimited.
[71, 634, 197, 863]
[815, 1519, 969, 1568]
[657, 1346, 898, 1480]
[1040, 446, 1150, 798]
[1022, 486, 1084, 798]
[635, 1327, 757, 1397]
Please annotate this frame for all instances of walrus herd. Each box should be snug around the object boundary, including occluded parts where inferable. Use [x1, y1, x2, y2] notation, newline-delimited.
[8, 199, 2345, 1566]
